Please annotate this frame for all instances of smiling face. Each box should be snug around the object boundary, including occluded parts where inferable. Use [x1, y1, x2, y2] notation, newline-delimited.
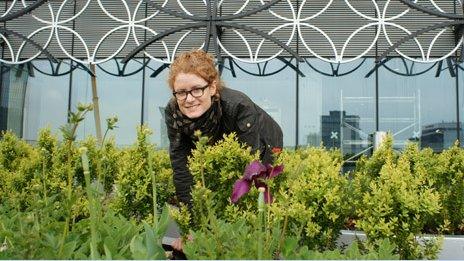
[173, 72, 217, 119]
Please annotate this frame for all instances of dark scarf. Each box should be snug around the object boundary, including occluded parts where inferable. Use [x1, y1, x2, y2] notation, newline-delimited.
[169, 97, 223, 141]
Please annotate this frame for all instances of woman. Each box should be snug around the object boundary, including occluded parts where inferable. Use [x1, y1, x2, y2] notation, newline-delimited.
[164, 49, 283, 210]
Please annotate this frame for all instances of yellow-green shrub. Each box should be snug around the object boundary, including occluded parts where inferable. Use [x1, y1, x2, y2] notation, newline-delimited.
[111, 125, 175, 221]
[353, 140, 442, 259]
[429, 143, 464, 233]
[272, 147, 351, 250]
[186, 133, 259, 228]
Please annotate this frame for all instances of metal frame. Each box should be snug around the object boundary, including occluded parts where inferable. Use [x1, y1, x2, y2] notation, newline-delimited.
[0, 0, 462, 78]
[0, 0, 57, 64]
[121, 0, 302, 65]
[377, 0, 464, 63]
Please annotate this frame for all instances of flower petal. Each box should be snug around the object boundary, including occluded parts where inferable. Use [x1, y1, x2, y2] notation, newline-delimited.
[244, 160, 266, 180]
[268, 164, 284, 179]
[231, 179, 251, 203]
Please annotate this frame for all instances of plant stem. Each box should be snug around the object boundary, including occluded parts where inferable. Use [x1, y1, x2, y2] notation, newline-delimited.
[257, 187, 265, 260]
[41, 151, 48, 205]
[101, 128, 109, 148]
[56, 106, 92, 257]
[58, 163, 73, 257]
[148, 149, 158, 225]
[81, 147, 99, 259]
[266, 187, 271, 247]
[200, 151, 205, 187]
[278, 215, 288, 254]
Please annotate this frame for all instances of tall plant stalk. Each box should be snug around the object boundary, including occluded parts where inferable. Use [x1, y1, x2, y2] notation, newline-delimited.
[257, 187, 265, 260]
[278, 214, 288, 254]
[80, 147, 100, 259]
[98, 116, 118, 190]
[58, 103, 93, 256]
[266, 187, 272, 247]
[40, 148, 48, 205]
[147, 149, 158, 225]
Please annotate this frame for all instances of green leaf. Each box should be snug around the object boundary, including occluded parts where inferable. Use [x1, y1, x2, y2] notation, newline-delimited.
[103, 236, 117, 255]
[143, 221, 156, 257]
[60, 240, 77, 259]
[377, 239, 400, 259]
[103, 243, 113, 260]
[282, 237, 299, 257]
[130, 235, 146, 260]
[155, 205, 170, 237]
[345, 241, 361, 259]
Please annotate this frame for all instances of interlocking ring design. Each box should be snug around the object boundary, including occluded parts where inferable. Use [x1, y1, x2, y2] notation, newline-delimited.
[0, 0, 462, 65]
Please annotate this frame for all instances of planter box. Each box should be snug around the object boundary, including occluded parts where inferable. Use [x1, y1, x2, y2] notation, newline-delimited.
[338, 230, 464, 260]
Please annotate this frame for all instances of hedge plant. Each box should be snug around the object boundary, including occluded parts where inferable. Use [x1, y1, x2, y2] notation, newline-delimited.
[182, 132, 259, 228]
[111, 125, 175, 222]
[430, 143, 464, 234]
[272, 147, 351, 250]
[353, 138, 442, 259]
[3, 120, 464, 259]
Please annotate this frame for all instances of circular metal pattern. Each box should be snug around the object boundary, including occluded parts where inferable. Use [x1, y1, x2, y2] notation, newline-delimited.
[1, 0, 463, 65]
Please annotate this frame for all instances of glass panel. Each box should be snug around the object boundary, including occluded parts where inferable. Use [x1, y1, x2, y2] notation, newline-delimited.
[72, 59, 143, 146]
[298, 58, 376, 161]
[379, 58, 457, 152]
[459, 64, 464, 147]
[22, 61, 70, 142]
[144, 60, 172, 149]
[221, 58, 297, 148]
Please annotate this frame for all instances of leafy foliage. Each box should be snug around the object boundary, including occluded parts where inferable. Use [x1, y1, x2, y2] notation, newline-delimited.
[2, 120, 464, 260]
[0, 131, 42, 210]
[184, 133, 259, 229]
[183, 218, 281, 259]
[352, 137, 442, 259]
[111, 125, 175, 221]
[281, 238, 399, 260]
[0, 198, 169, 259]
[272, 147, 351, 250]
[429, 142, 464, 234]
[0, 115, 173, 259]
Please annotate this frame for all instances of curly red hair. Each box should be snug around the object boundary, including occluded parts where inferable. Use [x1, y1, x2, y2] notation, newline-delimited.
[168, 50, 224, 96]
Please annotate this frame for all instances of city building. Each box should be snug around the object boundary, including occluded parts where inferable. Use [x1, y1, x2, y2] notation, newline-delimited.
[321, 110, 362, 155]
[421, 122, 462, 152]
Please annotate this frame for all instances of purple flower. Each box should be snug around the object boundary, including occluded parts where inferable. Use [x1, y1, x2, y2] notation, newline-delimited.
[230, 160, 284, 204]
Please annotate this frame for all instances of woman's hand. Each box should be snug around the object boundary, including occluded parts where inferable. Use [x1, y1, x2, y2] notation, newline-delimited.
[171, 234, 193, 251]
[171, 237, 183, 251]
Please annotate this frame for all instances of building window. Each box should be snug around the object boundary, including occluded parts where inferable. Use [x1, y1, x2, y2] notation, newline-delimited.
[221, 58, 297, 148]
[378, 58, 457, 152]
[72, 59, 143, 146]
[298, 58, 376, 161]
[22, 61, 70, 142]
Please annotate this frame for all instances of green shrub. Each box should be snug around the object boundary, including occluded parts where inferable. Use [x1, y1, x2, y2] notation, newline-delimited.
[272, 147, 351, 250]
[281, 238, 399, 260]
[111, 125, 175, 221]
[0, 174, 169, 260]
[430, 143, 464, 233]
[0, 137, 170, 260]
[0, 131, 47, 210]
[183, 218, 281, 259]
[353, 140, 442, 259]
[186, 133, 258, 227]
[0, 203, 68, 259]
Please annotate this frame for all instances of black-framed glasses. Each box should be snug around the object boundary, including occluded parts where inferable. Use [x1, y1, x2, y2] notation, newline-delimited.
[173, 84, 209, 101]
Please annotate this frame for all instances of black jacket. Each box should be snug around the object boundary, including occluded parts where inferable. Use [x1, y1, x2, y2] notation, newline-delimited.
[164, 88, 283, 206]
